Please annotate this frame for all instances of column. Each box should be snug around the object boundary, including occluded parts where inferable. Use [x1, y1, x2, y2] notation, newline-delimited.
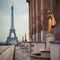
[27, 0, 33, 41]
[41, 0, 44, 42]
[36, 0, 38, 42]
[32, 0, 36, 42]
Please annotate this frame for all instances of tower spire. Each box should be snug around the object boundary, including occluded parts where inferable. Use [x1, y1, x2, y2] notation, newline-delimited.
[11, 5, 14, 29]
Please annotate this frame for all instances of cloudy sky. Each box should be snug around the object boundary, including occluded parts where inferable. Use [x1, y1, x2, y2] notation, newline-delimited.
[0, 0, 29, 42]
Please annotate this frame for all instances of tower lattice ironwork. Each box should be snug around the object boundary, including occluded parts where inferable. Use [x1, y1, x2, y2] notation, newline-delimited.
[6, 5, 18, 45]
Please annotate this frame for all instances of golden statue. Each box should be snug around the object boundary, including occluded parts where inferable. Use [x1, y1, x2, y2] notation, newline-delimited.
[47, 10, 56, 34]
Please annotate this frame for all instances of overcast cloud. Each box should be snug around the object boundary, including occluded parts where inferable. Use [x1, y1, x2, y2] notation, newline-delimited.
[0, 0, 29, 42]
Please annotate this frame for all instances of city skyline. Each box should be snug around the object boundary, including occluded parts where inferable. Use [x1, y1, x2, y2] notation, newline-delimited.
[0, 0, 29, 42]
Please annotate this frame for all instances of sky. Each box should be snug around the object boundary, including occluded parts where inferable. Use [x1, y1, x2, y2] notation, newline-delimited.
[0, 0, 29, 42]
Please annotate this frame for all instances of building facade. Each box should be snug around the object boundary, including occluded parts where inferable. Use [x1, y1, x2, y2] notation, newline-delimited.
[26, 0, 60, 42]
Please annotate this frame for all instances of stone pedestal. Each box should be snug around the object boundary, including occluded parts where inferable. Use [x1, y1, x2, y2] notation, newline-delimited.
[50, 41, 60, 60]
[46, 34, 55, 51]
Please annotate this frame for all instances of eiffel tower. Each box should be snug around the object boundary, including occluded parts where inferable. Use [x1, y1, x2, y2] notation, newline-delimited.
[6, 5, 18, 45]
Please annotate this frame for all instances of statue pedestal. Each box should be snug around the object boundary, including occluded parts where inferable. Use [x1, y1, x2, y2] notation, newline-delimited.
[46, 34, 55, 51]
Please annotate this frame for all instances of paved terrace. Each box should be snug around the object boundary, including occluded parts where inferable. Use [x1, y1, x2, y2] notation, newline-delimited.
[0, 45, 31, 60]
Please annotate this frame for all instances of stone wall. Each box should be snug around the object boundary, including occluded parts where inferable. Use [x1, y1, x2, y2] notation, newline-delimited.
[50, 41, 60, 60]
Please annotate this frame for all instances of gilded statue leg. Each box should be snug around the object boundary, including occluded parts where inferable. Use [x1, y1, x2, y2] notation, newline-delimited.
[48, 19, 52, 34]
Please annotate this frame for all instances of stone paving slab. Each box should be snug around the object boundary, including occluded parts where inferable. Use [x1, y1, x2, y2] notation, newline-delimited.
[0, 46, 15, 60]
[14, 46, 31, 60]
[0, 46, 9, 55]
